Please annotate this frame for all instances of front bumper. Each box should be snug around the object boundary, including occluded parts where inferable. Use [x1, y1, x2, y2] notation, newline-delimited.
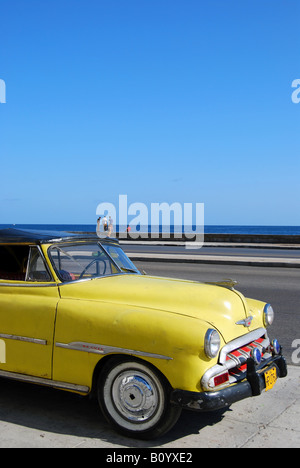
[170, 354, 288, 412]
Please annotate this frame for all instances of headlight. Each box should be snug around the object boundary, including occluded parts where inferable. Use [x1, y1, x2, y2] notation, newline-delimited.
[263, 303, 274, 327]
[204, 329, 221, 359]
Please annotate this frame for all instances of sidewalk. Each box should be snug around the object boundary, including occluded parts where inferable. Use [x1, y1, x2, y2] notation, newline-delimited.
[119, 238, 300, 268]
[127, 251, 300, 268]
[0, 366, 298, 448]
[164, 364, 300, 449]
[120, 240, 300, 250]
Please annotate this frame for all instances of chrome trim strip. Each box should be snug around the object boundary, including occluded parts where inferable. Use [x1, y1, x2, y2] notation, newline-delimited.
[0, 333, 47, 345]
[0, 369, 89, 393]
[56, 341, 173, 361]
[227, 352, 240, 366]
[0, 282, 57, 288]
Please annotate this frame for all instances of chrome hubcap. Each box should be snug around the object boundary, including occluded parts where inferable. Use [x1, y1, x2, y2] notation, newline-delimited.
[112, 371, 159, 422]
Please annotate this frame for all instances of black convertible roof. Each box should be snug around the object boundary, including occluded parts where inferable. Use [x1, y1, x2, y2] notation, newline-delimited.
[0, 228, 118, 245]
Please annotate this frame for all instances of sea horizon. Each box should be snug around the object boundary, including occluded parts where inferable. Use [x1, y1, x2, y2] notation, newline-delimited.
[1, 224, 300, 236]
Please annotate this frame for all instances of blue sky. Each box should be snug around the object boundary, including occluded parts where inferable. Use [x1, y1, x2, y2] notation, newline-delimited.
[0, 0, 299, 225]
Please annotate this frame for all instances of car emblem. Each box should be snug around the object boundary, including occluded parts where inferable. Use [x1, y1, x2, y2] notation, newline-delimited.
[236, 316, 253, 327]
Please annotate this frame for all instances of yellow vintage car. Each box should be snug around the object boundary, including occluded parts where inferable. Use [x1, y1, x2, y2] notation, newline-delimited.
[0, 228, 287, 439]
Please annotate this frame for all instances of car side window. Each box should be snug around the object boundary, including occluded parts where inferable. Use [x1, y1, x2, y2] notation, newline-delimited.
[26, 247, 52, 282]
[0, 245, 30, 281]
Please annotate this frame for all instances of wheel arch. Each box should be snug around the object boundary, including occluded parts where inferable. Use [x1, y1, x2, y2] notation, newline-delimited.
[90, 353, 173, 399]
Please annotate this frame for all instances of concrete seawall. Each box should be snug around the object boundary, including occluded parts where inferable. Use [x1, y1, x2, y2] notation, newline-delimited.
[80, 231, 300, 245]
[200, 233, 300, 244]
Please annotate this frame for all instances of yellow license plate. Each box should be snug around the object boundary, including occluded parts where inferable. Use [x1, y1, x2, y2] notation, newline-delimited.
[264, 366, 277, 392]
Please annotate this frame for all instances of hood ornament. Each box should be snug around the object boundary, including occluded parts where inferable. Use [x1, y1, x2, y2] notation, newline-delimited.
[205, 279, 238, 290]
[236, 316, 253, 328]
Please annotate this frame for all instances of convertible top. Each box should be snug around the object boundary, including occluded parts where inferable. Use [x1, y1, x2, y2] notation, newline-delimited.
[0, 228, 119, 245]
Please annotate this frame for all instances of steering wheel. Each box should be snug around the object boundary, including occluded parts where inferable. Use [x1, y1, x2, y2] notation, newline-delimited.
[78, 259, 107, 280]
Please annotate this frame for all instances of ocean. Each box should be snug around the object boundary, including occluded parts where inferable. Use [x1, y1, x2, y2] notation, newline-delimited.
[1, 224, 300, 236]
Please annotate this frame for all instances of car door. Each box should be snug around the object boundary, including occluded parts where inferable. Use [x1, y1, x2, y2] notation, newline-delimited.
[0, 244, 59, 379]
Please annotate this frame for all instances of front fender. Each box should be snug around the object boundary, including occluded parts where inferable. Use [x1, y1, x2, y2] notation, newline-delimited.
[52, 298, 222, 393]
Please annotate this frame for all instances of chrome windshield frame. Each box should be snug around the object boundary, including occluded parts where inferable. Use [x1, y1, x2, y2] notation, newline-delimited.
[47, 241, 140, 284]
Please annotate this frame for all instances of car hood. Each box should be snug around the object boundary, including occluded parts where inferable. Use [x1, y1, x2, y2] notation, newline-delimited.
[58, 274, 251, 343]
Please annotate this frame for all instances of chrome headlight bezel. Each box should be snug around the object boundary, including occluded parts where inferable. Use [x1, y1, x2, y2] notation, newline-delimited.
[263, 303, 274, 327]
[204, 329, 221, 359]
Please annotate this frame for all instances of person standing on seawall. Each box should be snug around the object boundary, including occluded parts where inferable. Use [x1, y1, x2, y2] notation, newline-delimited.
[108, 216, 113, 237]
[96, 217, 102, 236]
[102, 215, 108, 234]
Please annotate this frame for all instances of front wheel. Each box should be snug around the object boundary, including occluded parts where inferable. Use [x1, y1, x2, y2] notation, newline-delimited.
[97, 357, 182, 439]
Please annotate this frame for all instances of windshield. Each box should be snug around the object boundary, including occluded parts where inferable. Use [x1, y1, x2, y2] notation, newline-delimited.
[49, 242, 140, 282]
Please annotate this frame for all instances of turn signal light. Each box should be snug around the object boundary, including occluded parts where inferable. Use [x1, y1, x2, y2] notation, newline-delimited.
[214, 372, 229, 387]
